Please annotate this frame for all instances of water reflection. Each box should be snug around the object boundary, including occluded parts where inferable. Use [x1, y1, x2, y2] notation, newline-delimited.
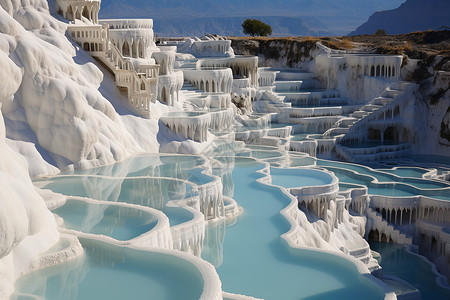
[42, 177, 196, 210]
[201, 220, 226, 267]
[52, 199, 158, 241]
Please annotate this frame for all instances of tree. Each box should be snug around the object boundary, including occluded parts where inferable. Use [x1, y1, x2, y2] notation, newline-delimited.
[242, 19, 272, 37]
[374, 29, 387, 36]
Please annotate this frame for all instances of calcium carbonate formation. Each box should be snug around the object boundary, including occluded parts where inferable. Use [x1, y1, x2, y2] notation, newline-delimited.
[0, 0, 449, 299]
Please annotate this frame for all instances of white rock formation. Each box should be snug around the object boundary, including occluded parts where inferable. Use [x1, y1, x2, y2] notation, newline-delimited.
[0, 6, 58, 297]
[315, 54, 403, 103]
[178, 38, 235, 58]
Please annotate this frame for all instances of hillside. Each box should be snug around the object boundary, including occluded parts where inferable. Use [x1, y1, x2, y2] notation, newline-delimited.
[230, 30, 450, 64]
[350, 0, 450, 35]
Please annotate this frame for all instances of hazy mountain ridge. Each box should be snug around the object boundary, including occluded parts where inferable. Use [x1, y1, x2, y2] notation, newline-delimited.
[151, 16, 328, 37]
[99, 0, 405, 36]
[350, 0, 450, 35]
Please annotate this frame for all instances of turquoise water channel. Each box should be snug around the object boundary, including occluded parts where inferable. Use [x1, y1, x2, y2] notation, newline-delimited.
[204, 160, 385, 300]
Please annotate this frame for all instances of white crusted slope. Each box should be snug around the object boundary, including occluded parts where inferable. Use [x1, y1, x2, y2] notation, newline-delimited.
[0, 0, 144, 171]
[0, 19, 58, 297]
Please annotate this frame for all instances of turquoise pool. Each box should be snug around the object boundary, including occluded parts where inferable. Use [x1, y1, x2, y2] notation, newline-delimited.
[163, 206, 194, 227]
[39, 176, 197, 209]
[291, 133, 314, 141]
[375, 167, 430, 178]
[56, 154, 207, 181]
[317, 160, 450, 200]
[370, 242, 450, 300]
[270, 167, 334, 188]
[52, 199, 158, 241]
[19, 151, 450, 300]
[12, 239, 205, 300]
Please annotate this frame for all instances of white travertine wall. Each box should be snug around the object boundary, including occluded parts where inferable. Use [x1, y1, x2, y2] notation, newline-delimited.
[160, 112, 211, 143]
[289, 140, 318, 157]
[56, 0, 101, 23]
[100, 19, 157, 59]
[153, 50, 175, 75]
[209, 107, 234, 131]
[258, 68, 279, 87]
[157, 70, 184, 106]
[170, 206, 206, 256]
[198, 56, 259, 87]
[178, 38, 235, 58]
[315, 54, 402, 103]
[183, 68, 233, 94]
[152, 48, 184, 105]
[336, 81, 419, 160]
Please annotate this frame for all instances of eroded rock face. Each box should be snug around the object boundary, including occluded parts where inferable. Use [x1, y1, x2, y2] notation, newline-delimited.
[441, 106, 450, 144]
[231, 39, 320, 71]
[231, 93, 251, 115]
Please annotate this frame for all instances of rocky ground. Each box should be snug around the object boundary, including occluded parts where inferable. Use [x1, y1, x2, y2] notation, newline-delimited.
[346, 30, 450, 57]
[229, 30, 450, 72]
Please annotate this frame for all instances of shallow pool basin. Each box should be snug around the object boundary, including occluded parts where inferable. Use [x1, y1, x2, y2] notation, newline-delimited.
[270, 167, 335, 189]
[163, 206, 195, 227]
[12, 239, 206, 300]
[40, 176, 197, 209]
[52, 199, 158, 241]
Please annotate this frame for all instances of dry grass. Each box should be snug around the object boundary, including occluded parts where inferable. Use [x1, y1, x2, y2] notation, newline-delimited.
[301, 36, 319, 43]
[229, 36, 301, 41]
[438, 49, 450, 56]
[321, 37, 353, 50]
[376, 41, 412, 55]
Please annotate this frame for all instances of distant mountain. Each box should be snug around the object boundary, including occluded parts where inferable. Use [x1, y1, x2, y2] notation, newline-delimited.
[98, 0, 405, 36]
[150, 16, 329, 37]
[350, 0, 450, 35]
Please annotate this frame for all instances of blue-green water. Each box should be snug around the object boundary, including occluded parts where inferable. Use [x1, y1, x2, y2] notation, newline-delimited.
[51, 154, 207, 182]
[270, 167, 334, 188]
[163, 206, 194, 227]
[370, 242, 450, 300]
[204, 161, 385, 300]
[376, 167, 429, 178]
[341, 141, 399, 148]
[52, 199, 158, 241]
[40, 176, 197, 209]
[15, 152, 450, 300]
[291, 133, 316, 141]
[234, 122, 292, 132]
[317, 160, 450, 200]
[12, 239, 204, 300]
